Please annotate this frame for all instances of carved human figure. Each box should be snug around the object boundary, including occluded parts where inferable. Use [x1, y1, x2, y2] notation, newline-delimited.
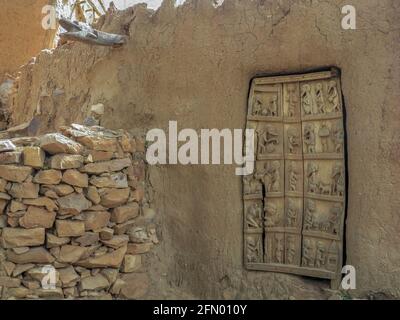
[286, 199, 298, 227]
[315, 241, 326, 268]
[318, 122, 331, 153]
[258, 125, 279, 155]
[301, 84, 313, 115]
[252, 97, 263, 116]
[286, 236, 296, 265]
[243, 176, 251, 195]
[288, 162, 298, 192]
[331, 122, 344, 154]
[264, 203, 278, 227]
[267, 95, 278, 116]
[265, 161, 281, 192]
[275, 235, 284, 264]
[244, 175, 262, 195]
[327, 242, 339, 270]
[246, 236, 261, 263]
[286, 84, 298, 117]
[315, 83, 326, 114]
[331, 163, 344, 196]
[304, 199, 316, 230]
[304, 123, 316, 153]
[246, 203, 263, 229]
[328, 203, 342, 234]
[307, 163, 319, 194]
[328, 80, 340, 113]
[287, 128, 300, 154]
[302, 239, 314, 267]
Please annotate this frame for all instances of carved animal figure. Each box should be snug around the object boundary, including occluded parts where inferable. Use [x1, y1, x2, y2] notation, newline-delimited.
[318, 182, 331, 195]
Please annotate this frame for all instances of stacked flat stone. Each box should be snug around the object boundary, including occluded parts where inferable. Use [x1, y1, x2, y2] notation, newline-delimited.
[0, 124, 157, 299]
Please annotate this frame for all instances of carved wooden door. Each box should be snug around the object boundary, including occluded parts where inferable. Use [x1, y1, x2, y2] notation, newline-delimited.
[243, 70, 346, 287]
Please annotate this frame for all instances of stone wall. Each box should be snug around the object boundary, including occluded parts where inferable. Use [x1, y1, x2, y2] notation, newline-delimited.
[0, 123, 156, 299]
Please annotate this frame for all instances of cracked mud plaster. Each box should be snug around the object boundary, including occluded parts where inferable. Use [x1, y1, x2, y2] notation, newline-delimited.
[7, 0, 400, 299]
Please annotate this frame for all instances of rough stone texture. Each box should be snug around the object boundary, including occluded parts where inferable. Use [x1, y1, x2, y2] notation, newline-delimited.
[80, 274, 109, 291]
[83, 211, 111, 232]
[23, 197, 58, 212]
[77, 246, 127, 268]
[7, 247, 55, 264]
[0, 152, 22, 165]
[2, 0, 399, 300]
[99, 188, 130, 208]
[1, 228, 45, 248]
[82, 159, 132, 174]
[111, 202, 139, 224]
[0, 124, 154, 300]
[56, 220, 85, 238]
[7, 182, 39, 199]
[23, 147, 45, 168]
[62, 170, 89, 188]
[0, 165, 32, 183]
[90, 173, 128, 189]
[40, 134, 83, 155]
[19, 206, 56, 229]
[59, 245, 87, 264]
[49, 154, 84, 170]
[33, 170, 63, 185]
[57, 193, 92, 215]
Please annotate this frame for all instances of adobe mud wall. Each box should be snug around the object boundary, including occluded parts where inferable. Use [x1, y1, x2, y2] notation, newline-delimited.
[0, 0, 56, 83]
[6, 0, 400, 299]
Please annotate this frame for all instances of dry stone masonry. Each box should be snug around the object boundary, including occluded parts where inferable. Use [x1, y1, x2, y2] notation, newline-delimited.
[0, 124, 157, 299]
